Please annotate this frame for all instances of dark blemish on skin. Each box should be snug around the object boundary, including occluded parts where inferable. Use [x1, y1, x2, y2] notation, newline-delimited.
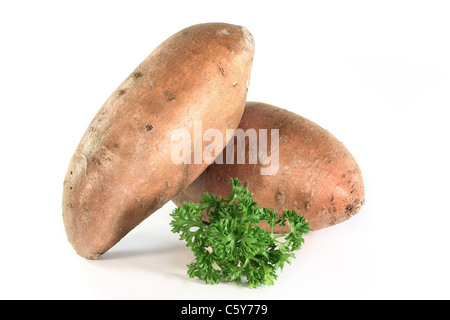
[70, 171, 73, 175]
[218, 63, 226, 77]
[70, 187, 73, 190]
[275, 118, 289, 127]
[330, 195, 334, 202]
[164, 92, 175, 101]
[327, 206, 337, 214]
[145, 124, 154, 132]
[276, 188, 286, 207]
[118, 89, 125, 96]
[157, 194, 166, 204]
[90, 157, 100, 165]
[132, 72, 143, 79]
[346, 204, 354, 213]
[135, 198, 146, 208]
[304, 201, 312, 210]
[183, 166, 189, 177]
[113, 143, 119, 148]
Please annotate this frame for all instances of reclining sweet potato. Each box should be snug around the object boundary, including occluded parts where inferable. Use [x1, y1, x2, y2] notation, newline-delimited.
[173, 102, 365, 232]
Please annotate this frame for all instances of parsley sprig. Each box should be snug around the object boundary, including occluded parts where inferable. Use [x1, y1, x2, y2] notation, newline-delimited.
[170, 178, 310, 288]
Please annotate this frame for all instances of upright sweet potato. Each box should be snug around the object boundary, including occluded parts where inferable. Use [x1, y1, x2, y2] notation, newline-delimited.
[173, 102, 365, 232]
[63, 23, 255, 259]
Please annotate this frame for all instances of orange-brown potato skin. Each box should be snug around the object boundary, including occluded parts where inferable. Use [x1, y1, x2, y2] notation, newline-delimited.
[173, 102, 365, 233]
[62, 23, 255, 259]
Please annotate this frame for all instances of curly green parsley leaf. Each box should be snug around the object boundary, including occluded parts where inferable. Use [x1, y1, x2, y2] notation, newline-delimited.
[170, 178, 310, 288]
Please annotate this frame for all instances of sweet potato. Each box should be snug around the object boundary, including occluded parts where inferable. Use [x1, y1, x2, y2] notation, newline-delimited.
[173, 102, 365, 232]
[62, 23, 255, 259]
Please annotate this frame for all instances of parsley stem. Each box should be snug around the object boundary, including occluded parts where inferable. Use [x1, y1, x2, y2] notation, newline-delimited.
[272, 233, 290, 239]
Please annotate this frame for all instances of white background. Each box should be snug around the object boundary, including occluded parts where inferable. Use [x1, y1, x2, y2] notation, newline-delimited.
[1, 0, 449, 300]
